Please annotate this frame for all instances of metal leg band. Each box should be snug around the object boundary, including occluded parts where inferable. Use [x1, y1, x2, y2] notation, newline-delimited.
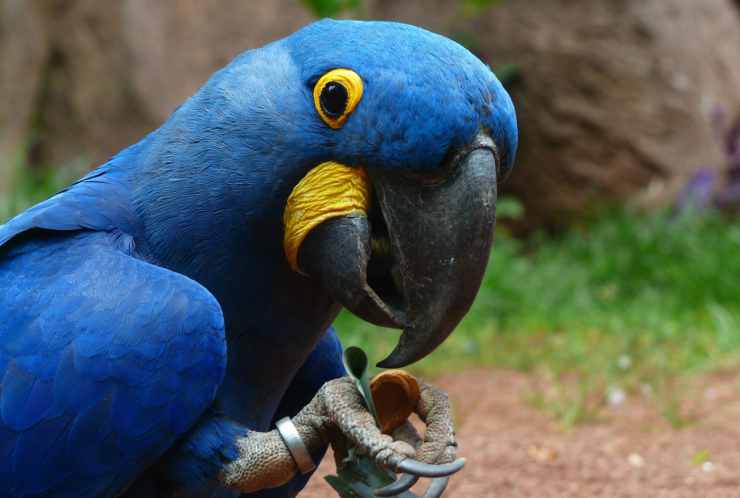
[275, 416, 317, 475]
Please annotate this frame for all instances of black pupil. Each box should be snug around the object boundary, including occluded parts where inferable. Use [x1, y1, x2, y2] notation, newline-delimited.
[320, 82, 348, 118]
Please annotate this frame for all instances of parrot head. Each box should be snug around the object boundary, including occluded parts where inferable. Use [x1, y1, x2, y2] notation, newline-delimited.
[283, 20, 517, 368]
[145, 19, 517, 368]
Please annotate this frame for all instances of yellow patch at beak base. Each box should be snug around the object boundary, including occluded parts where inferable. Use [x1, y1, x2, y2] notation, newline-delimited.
[283, 162, 371, 273]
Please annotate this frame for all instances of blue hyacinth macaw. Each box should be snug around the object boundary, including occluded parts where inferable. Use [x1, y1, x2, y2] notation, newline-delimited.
[0, 19, 517, 498]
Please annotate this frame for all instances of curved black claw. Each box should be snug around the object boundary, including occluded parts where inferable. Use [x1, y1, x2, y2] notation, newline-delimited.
[397, 458, 466, 478]
[423, 477, 450, 498]
[374, 473, 419, 497]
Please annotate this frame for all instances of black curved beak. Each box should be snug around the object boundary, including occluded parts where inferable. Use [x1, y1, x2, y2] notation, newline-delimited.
[298, 132, 498, 368]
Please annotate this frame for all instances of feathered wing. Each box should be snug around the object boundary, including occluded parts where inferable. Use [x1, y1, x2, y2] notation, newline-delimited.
[0, 230, 227, 498]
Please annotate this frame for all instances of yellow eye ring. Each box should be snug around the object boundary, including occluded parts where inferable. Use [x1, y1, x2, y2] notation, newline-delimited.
[313, 69, 364, 129]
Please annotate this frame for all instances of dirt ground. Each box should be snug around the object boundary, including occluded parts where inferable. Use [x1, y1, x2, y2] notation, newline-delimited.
[301, 369, 740, 498]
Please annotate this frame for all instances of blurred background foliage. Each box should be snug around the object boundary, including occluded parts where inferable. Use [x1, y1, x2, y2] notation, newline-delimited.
[1, 0, 739, 424]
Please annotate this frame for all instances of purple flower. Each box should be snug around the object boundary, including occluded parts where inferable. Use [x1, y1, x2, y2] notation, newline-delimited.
[676, 107, 740, 214]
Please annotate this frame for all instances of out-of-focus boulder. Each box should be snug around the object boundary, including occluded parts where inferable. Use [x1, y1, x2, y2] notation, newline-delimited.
[471, 0, 740, 226]
[0, 0, 311, 179]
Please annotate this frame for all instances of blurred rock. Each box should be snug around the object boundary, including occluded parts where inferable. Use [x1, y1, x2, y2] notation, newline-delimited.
[0, 0, 311, 175]
[2, 0, 740, 226]
[469, 0, 740, 227]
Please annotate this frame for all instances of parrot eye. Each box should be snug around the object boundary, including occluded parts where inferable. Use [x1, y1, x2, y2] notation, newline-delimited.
[320, 83, 348, 118]
[313, 68, 363, 129]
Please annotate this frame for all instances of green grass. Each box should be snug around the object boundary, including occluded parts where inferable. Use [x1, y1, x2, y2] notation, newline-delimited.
[337, 207, 740, 425]
[5, 164, 740, 425]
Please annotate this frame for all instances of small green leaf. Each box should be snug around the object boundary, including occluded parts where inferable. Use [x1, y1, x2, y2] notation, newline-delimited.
[343, 346, 379, 422]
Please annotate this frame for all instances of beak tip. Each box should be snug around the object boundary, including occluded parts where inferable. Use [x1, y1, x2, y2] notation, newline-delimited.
[376, 345, 408, 369]
[375, 328, 433, 369]
[376, 357, 403, 369]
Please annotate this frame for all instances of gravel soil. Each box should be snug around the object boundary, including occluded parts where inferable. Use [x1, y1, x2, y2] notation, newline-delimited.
[301, 369, 740, 498]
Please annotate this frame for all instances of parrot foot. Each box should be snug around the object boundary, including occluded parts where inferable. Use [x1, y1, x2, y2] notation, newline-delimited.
[294, 377, 463, 498]
[219, 377, 461, 497]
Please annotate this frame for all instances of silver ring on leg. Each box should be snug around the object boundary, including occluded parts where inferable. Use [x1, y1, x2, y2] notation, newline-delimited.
[275, 416, 317, 474]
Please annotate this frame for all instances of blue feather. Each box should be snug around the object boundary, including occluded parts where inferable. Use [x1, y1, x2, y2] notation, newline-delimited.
[0, 233, 227, 497]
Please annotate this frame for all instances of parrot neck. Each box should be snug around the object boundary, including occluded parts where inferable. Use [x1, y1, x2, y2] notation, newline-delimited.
[127, 127, 341, 428]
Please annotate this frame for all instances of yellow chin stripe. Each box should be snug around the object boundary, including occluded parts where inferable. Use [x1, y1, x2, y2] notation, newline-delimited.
[283, 162, 371, 273]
